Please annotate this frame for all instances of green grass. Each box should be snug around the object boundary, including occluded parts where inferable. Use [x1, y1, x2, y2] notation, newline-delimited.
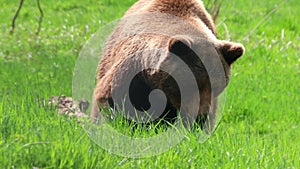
[0, 0, 299, 168]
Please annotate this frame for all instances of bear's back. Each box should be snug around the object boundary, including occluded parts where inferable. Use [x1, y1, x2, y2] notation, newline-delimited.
[97, 0, 218, 80]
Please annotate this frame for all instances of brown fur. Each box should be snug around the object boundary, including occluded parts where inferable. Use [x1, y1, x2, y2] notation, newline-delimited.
[92, 0, 245, 129]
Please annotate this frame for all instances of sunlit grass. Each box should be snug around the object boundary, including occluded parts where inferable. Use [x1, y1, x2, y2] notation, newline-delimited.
[0, 0, 299, 168]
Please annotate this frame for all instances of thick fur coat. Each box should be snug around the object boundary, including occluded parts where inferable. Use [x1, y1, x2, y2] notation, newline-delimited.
[92, 0, 245, 129]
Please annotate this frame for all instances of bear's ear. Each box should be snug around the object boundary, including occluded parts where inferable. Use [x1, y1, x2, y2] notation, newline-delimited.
[219, 41, 245, 65]
[168, 36, 193, 56]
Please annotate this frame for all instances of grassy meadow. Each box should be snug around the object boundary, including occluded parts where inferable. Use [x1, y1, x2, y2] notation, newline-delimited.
[0, 0, 299, 168]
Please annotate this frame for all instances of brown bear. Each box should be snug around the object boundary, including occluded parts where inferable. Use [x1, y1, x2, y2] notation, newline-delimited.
[91, 0, 245, 130]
